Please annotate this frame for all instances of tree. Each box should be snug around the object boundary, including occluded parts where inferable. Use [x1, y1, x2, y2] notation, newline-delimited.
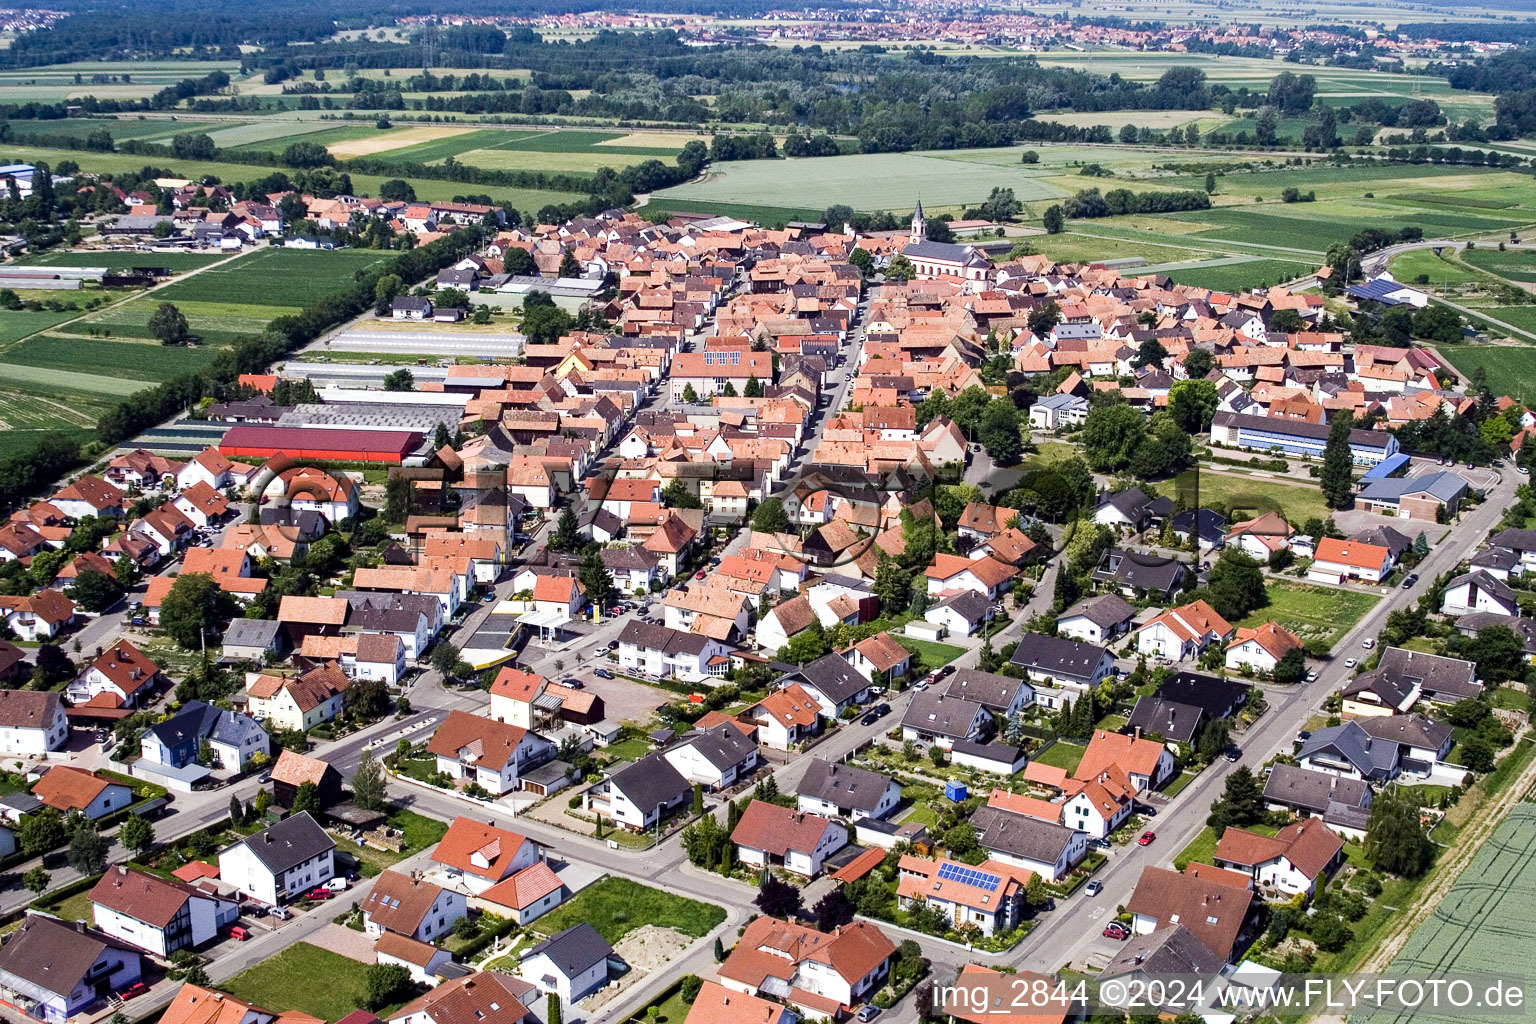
[353, 749, 387, 810]
[19, 809, 64, 854]
[1025, 874, 1049, 908]
[1133, 338, 1169, 370]
[1027, 300, 1062, 338]
[21, 867, 49, 895]
[872, 555, 912, 614]
[558, 249, 581, 278]
[848, 247, 874, 277]
[382, 368, 415, 392]
[1022, 150, 1040, 164]
[229, 793, 245, 827]
[1182, 347, 1215, 379]
[1204, 548, 1267, 621]
[159, 572, 235, 650]
[661, 479, 702, 510]
[380, 179, 416, 202]
[1167, 379, 1218, 434]
[1043, 205, 1065, 234]
[1320, 411, 1357, 510]
[743, 375, 764, 398]
[1081, 404, 1147, 472]
[682, 383, 698, 404]
[383, 474, 413, 524]
[148, 302, 189, 345]
[979, 399, 1022, 465]
[1206, 766, 1266, 832]
[1196, 717, 1231, 760]
[1273, 646, 1306, 683]
[547, 994, 563, 1024]
[362, 964, 412, 1011]
[814, 887, 856, 931]
[750, 497, 790, 534]
[549, 507, 581, 552]
[1365, 789, 1434, 877]
[755, 875, 803, 918]
[290, 781, 320, 815]
[431, 641, 462, 678]
[1204, 172, 1217, 194]
[283, 140, 334, 168]
[67, 569, 121, 614]
[942, 823, 979, 859]
[680, 975, 704, 1005]
[579, 547, 616, 608]
[1464, 624, 1526, 683]
[886, 254, 915, 281]
[68, 824, 106, 874]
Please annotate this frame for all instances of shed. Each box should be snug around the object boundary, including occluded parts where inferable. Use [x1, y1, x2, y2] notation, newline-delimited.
[944, 781, 968, 802]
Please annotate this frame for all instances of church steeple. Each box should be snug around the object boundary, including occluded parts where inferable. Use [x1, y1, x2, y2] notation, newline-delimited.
[910, 199, 926, 244]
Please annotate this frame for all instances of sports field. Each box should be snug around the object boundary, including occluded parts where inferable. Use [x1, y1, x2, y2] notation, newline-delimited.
[1383, 800, 1536, 1024]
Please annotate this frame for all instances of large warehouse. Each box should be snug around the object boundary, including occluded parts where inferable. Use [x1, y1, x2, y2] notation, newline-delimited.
[217, 426, 422, 464]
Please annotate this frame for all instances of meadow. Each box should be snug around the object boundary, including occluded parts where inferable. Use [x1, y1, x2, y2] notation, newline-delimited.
[1235, 580, 1379, 652]
[1165, 257, 1313, 291]
[6, 117, 221, 143]
[13, 250, 228, 271]
[151, 246, 391, 305]
[1175, 464, 1331, 524]
[1461, 247, 1536, 282]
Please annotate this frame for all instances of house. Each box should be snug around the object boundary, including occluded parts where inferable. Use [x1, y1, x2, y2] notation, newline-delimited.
[1077, 729, 1176, 792]
[1357, 713, 1454, 766]
[1262, 764, 1373, 840]
[1308, 537, 1393, 584]
[1134, 599, 1233, 661]
[732, 799, 847, 876]
[1340, 669, 1420, 718]
[1097, 925, 1227, 1003]
[1058, 769, 1136, 839]
[924, 553, 1017, 600]
[718, 917, 895, 1017]
[1440, 570, 1520, 617]
[777, 653, 871, 720]
[1091, 548, 1186, 600]
[1170, 509, 1227, 552]
[895, 856, 1030, 937]
[1125, 696, 1206, 746]
[1008, 633, 1114, 693]
[1373, 646, 1482, 705]
[1225, 622, 1304, 674]
[139, 700, 269, 788]
[1154, 672, 1251, 720]
[32, 766, 133, 819]
[269, 747, 343, 810]
[430, 817, 544, 895]
[220, 618, 283, 663]
[426, 710, 556, 796]
[0, 690, 67, 756]
[51, 475, 124, 520]
[941, 669, 1032, 718]
[661, 721, 760, 790]
[68, 639, 161, 709]
[0, 914, 142, 1023]
[217, 811, 336, 905]
[390, 973, 541, 1024]
[362, 871, 467, 943]
[1356, 471, 1467, 521]
[488, 668, 607, 730]
[1092, 487, 1170, 533]
[1029, 393, 1088, 430]
[601, 545, 661, 593]
[744, 683, 823, 751]
[584, 752, 691, 831]
[1295, 720, 1425, 782]
[1055, 594, 1136, 645]
[374, 932, 455, 988]
[901, 691, 989, 749]
[245, 661, 350, 732]
[472, 860, 568, 925]
[615, 621, 731, 684]
[756, 594, 819, 654]
[0, 591, 76, 641]
[967, 805, 1087, 882]
[922, 590, 994, 637]
[519, 922, 615, 1004]
[796, 759, 901, 821]
[683, 981, 795, 1024]
[843, 632, 911, 684]
[393, 296, 433, 320]
[1224, 512, 1293, 561]
[90, 865, 236, 956]
[1214, 820, 1345, 899]
[945, 965, 1072, 1024]
[1125, 865, 1254, 962]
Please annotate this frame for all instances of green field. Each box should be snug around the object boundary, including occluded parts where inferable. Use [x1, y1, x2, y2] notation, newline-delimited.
[1436, 344, 1536, 402]
[220, 942, 410, 1020]
[1032, 740, 1086, 775]
[0, 308, 86, 345]
[531, 876, 724, 943]
[1387, 248, 1488, 288]
[1175, 465, 1331, 525]
[3, 336, 223, 381]
[13, 250, 229, 271]
[1384, 801, 1536, 1024]
[1236, 580, 1380, 652]
[895, 636, 966, 670]
[1165, 257, 1312, 291]
[214, 121, 379, 152]
[76, 297, 297, 346]
[6, 117, 221, 143]
[1461, 246, 1536, 283]
[153, 247, 389, 305]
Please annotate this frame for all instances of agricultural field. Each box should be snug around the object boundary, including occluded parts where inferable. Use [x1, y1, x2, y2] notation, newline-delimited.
[0, 60, 240, 102]
[1235, 580, 1380, 652]
[1165, 257, 1313, 291]
[1387, 249, 1488, 288]
[208, 120, 370, 151]
[1461, 247, 1536, 283]
[1436, 344, 1536, 402]
[4, 336, 224, 381]
[12, 250, 229, 272]
[151, 246, 391, 306]
[0, 307, 90, 345]
[4, 117, 221, 143]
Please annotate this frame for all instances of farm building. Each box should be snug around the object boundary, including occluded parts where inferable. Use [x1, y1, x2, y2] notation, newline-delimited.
[218, 426, 422, 464]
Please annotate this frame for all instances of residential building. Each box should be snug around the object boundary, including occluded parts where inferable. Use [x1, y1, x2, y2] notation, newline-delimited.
[895, 856, 1030, 937]
[1125, 696, 1205, 746]
[796, 759, 901, 821]
[0, 914, 141, 1023]
[718, 917, 895, 1018]
[426, 710, 556, 796]
[941, 669, 1032, 718]
[615, 620, 731, 684]
[1261, 764, 1372, 841]
[362, 871, 468, 944]
[1008, 634, 1114, 693]
[1373, 646, 1482, 705]
[1125, 865, 1254, 962]
[731, 800, 847, 876]
[245, 661, 350, 732]
[843, 632, 911, 684]
[430, 817, 544, 896]
[519, 922, 615, 1004]
[661, 721, 760, 791]
[1055, 594, 1136, 645]
[32, 766, 133, 819]
[901, 691, 989, 749]
[0, 690, 67, 756]
[1077, 729, 1176, 792]
[1213, 820, 1345, 899]
[1225, 622, 1304, 674]
[1134, 599, 1233, 661]
[90, 866, 236, 956]
[744, 683, 823, 750]
[683, 981, 795, 1024]
[967, 805, 1087, 882]
[924, 553, 1017, 600]
[776, 653, 871, 720]
[217, 811, 336, 905]
[1440, 570, 1520, 617]
[472, 861, 568, 926]
[1308, 537, 1393, 584]
[67, 639, 161, 709]
[139, 700, 270, 789]
[390, 973, 540, 1024]
[584, 752, 691, 831]
[1091, 549, 1186, 600]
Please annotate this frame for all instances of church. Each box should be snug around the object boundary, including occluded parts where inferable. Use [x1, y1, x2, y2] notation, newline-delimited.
[899, 201, 993, 281]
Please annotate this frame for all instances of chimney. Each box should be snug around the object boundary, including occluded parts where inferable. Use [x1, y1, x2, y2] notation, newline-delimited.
[1134, 726, 1141, 740]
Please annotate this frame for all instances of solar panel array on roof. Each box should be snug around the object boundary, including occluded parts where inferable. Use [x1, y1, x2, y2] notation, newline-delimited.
[937, 862, 1000, 891]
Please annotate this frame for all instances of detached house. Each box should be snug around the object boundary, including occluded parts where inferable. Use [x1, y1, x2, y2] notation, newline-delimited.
[1308, 537, 1393, 585]
[718, 917, 895, 1019]
[0, 914, 142, 1023]
[1225, 622, 1304, 675]
[661, 721, 760, 791]
[776, 653, 871, 720]
[1134, 599, 1234, 661]
[90, 865, 236, 956]
[218, 811, 335, 905]
[924, 553, 1017, 600]
[430, 817, 545, 896]
[1077, 729, 1176, 793]
[584, 752, 691, 831]
[745, 683, 823, 750]
[796, 759, 901, 821]
[843, 632, 911, 684]
[731, 799, 847, 877]
[0, 690, 67, 756]
[245, 661, 350, 732]
[362, 871, 467, 943]
[1214, 820, 1345, 899]
[68, 639, 160, 710]
[1008, 634, 1114, 693]
[0, 591, 75, 641]
[895, 856, 1031, 937]
[426, 710, 556, 796]
[32, 766, 133, 820]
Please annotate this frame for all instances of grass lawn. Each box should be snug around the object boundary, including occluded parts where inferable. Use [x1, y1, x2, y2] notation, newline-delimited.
[34, 888, 96, 923]
[1173, 825, 1220, 870]
[1236, 580, 1379, 653]
[601, 735, 651, 763]
[1175, 465, 1331, 525]
[221, 942, 408, 1020]
[1386, 248, 1487, 288]
[1032, 741, 1086, 774]
[896, 636, 966, 670]
[1492, 685, 1532, 712]
[331, 808, 449, 877]
[531, 877, 724, 943]
[1161, 769, 1199, 800]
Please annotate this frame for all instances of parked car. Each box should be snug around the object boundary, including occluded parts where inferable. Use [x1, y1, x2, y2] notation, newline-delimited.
[227, 925, 250, 941]
[1085, 880, 1103, 897]
[1089, 838, 1113, 851]
[258, 771, 271, 784]
[1362, 638, 1376, 649]
[938, 665, 956, 678]
[562, 678, 583, 689]
[857, 1007, 882, 1022]
[595, 668, 614, 679]
[269, 906, 292, 920]
[325, 878, 349, 892]
[303, 888, 333, 901]
[118, 983, 149, 1000]
[1102, 922, 1131, 940]
[1404, 573, 1420, 588]
[1306, 671, 1319, 682]
[695, 570, 708, 580]
[1345, 658, 1357, 668]
[1137, 831, 1156, 846]
[1225, 748, 1241, 762]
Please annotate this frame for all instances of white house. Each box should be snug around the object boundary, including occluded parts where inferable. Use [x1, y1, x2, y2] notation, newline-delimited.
[429, 817, 545, 896]
[519, 922, 615, 1005]
[426, 710, 556, 796]
[0, 690, 67, 756]
[731, 800, 847, 877]
[217, 812, 335, 905]
[1055, 594, 1136, 645]
[615, 620, 730, 684]
[1225, 622, 1304, 674]
[1440, 570, 1520, 617]
[32, 766, 133, 820]
[660, 722, 760, 791]
[924, 553, 1016, 600]
[90, 866, 235, 956]
[583, 752, 691, 831]
[362, 871, 468, 944]
[1214, 820, 1344, 899]
[719, 918, 895, 1016]
[1308, 537, 1393, 585]
[968, 805, 1088, 883]
[795, 760, 901, 822]
[1133, 600, 1234, 662]
[245, 662, 350, 732]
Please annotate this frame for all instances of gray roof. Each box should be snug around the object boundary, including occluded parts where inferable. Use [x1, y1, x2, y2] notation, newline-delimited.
[222, 617, 281, 649]
[1356, 713, 1452, 753]
[525, 922, 612, 978]
[1092, 548, 1186, 594]
[1445, 570, 1517, 607]
[1375, 647, 1481, 701]
[1170, 509, 1227, 543]
[601, 545, 659, 572]
[1298, 721, 1399, 781]
[227, 811, 334, 876]
[948, 739, 1026, 767]
[1155, 672, 1250, 719]
[1096, 487, 1157, 523]
[1350, 524, 1414, 557]
[902, 239, 989, 267]
[1008, 633, 1111, 682]
[943, 668, 1030, 712]
[1455, 612, 1536, 654]
[1034, 393, 1086, 412]
[678, 722, 757, 771]
[617, 620, 710, 657]
[796, 759, 897, 812]
[605, 752, 689, 810]
[1099, 923, 1226, 981]
[1490, 527, 1536, 554]
[934, 590, 991, 624]
[1211, 411, 1396, 451]
[1357, 471, 1468, 505]
[1470, 547, 1519, 572]
[1058, 593, 1136, 630]
[1341, 668, 1418, 710]
[901, 691, 987, 740]
[1262, 764, 1370, 814]
[969, 805, 1079, 863]
[783, 652, 867, 704]
[144, 700, 265, 750]
[1125, 696, 1205, 745]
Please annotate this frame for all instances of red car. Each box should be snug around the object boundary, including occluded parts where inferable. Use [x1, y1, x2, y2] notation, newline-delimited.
[1102, 922, 1130, 941]
[118, 983, 149, 1001]
[304, 887, 334, 900]
[695, 570, 708, 580]
[227, 925, 250, 941]
[1137, 831, 1157, 846]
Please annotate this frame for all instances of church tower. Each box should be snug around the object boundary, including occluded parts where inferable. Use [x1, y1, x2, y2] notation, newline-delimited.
[909, 199, 925, 245]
